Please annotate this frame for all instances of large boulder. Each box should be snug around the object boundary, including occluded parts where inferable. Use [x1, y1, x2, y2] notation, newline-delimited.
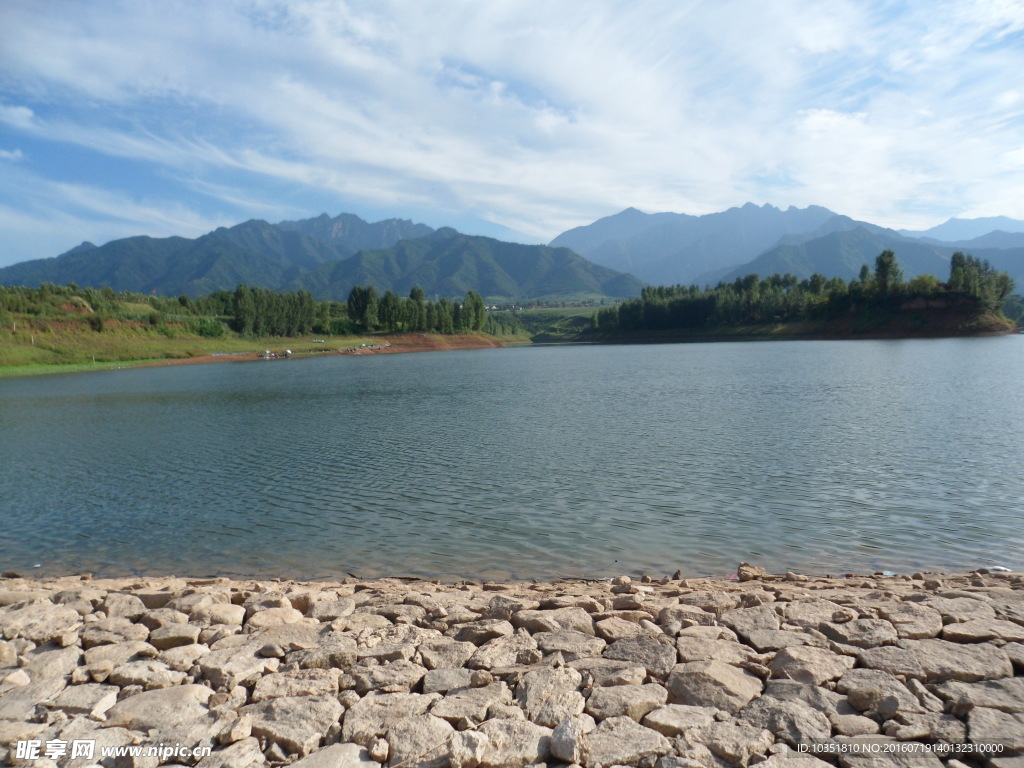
[667, 660, 763, 714]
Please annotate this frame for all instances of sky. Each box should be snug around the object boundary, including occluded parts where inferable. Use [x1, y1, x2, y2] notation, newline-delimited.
[1, 0, 1023, 268]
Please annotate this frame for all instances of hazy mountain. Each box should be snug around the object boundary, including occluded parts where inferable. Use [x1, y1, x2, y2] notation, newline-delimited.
[702, 226, 1024, 290]
[900, 216, 1024, 242]
[0, 213, 642, 302]
[550, 203, 837, 285]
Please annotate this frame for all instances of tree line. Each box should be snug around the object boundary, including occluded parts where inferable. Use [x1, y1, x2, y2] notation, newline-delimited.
[593, 251, 1016, 333]
[346, 285, 520, 336]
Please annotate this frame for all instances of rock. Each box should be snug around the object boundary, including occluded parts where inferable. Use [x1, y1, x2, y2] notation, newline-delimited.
[903, 638, 1013, 682]
[252, 668, 341, 702]
[341, 691, 440, 747]
[755, 749, 834, 768]
[819, 618, 898, 648]
[835, 669, 924, 714]
[744, 630, 811, 653]
[477, 718, 552, 767]
[200, 643, 279, 689]
[512, 607, 594, 635]
[876, 603, 943, 639]
[659, 604, 717, 633]
[431, 682, 512, 726]
[689, 720, 774, 766]
[677, 591, 739, 616]
[567, 656, 647, 687]
[81, 617, 149, 647]
[451, 619, 514, 645]
[160, 642, 210, 672]
[350, 659, 427, 694]
[247, 607, 304, 628]
[883, 711, 966, 743]
[20, 643, 82, 678]
[291, 637, 359, 670]
[582, 715, 672, 766]
[100, 592, 147, 620]
[604, 635, 678, 679]
[855, 646, 925, 679]
[642, 703, 718, 737]
[285, 742, 376, 767]
[941, 618, 1024, 643]
[305, 599, 357, 622]
[191, 603, 247, 627]
[450, 731, 490, 768]
[782, 599, 847, 629]
[50, 682, 118, 718]
[515, 666, 584, 727]
[104, 683, 213, 730]
[918, 595, 996, 623]
[467, 633, 540, 670]
[148, 622, 202, 650]
[740, 697, 831, 747]
[720, 605, 781, 638]
[244, 694, 344, 757]
[385, 713, 455, 768]
[677, 637, 755, 666]
[968, 706, 1024, 755]
[423, 667, 475, 694]
[585, 682, 668, 722]
[666, 660, 763, 714]
[483, 595, 540, 621]
[738, 563, 767, 582]
[356, 642, 416, 664]
[595, 616, 646, 642]
[550, 713, 596, 764]
[936, 676, 1024, 714]
[83, 640, 156, 668]
[107, 659, 187, 689]
[420, 638, 477, 670]
[195, 737, 267, 768]
[768, 645, 855, 685]
[535, 629, 606, 660]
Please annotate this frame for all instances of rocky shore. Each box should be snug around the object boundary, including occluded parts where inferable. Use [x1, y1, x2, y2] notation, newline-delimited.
[1, 566, 1022, 768]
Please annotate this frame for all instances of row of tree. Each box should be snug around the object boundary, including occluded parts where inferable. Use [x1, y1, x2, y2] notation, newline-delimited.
[593, 251, 1015, 333]
[346, 285, 517, 335]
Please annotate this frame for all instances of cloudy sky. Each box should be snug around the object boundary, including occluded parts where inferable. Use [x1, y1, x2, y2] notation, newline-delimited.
[1, 0, 1022, 267]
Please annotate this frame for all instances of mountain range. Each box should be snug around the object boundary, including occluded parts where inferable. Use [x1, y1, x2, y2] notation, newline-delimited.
[0, 215, 644, 302]
[2, 205, 1023, 301]
[552, 204, 1024, 290]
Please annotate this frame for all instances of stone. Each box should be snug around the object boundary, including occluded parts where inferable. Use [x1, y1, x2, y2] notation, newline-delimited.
[477, 718, 552, 767]
[159, 642, 210, 672]
[100, 592, 147, 620]
[0, 676, 67, 721]
[105, 683, 213, 731]
[291, 638, 359, 670]
[819, 619, 898, 649]
[738, 562, 767, 581]
[921, 595, 997, 623]
[190, 603, 246, 626]
[677, 637, 756, 666]
[720, 605, 781, 638]
[419, 638, 477, 670]
[50, 682, 118, 718]
[769, 646, 856, 685]
[137, 606, 190, 630]
[642, 703, 718, 737]
[782, 599, 847, 629]
[83, 640, 156, 668]
[595, 616, 646, 642]
[350, 659, 427, 694]
[200, 643, 279, 689]
[356, 642, 416, 663]
[341, 691, 440, 747]
[108, 659, 188, 689]
[835, 669, 923, 714]
[856, 646, 925, 679]
[450, 731, 491, 768]
[451, 619, 514, 645]
[484, 595, 540, 621]
[942, 618, 1024, 643]
[876, 602, 943, 639]
[550, 713, 596, 764]
[81, 617, 149, 647]
[883, 711, 966, 743]
[689, 720, 774, 766]
[535, 629, 606, 660]
[903, 638, 1013, 682]
[21, 643, 82, 678]
[740, 697, 831, 747]
[677, 591, 739, 616]
[515, 666, 585, 727]
[659, 604, 717, 633]
[247, 606, 304, 628]
[385, 714, 455, 768]
[285, 742, 377, 767]
[431, 682, 512, 726]
[244, 694, 344, 757]
[306, 599, 356, 622]
[423, 667, 475, 694]
[604, 635, 678, 679]
[252, 668, 341, 702]
[666, 660, 763, 714]
[512, 607, 594, 635]
[968, 706, 1024, 755]
[936, 676, 1024, 714]
[744, 630, 811, 653]
[568, 656, 647, 687]
[148, 622, 202, 650]
[755, 749, 834, 768]
[585, 682, 668, 722]
[467, 633, 540, 670]
[583, 715, 673, 765]
[195, 737, 267, 768]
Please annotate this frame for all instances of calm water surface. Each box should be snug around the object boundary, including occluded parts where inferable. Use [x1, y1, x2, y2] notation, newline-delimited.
[1, 338, 1022, 580]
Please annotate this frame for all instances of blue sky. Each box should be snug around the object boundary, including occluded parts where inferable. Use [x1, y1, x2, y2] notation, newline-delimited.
[1, 0, 1022, 267]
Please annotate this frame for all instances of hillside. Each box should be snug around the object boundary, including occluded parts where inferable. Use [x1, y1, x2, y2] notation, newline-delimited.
[550, 203, 837, 285]
[0, 214, 643, 303]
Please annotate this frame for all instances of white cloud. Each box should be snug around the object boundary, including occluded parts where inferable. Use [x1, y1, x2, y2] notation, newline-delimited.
[0, 149, 24, 161]
[0, 0, 1022, 261]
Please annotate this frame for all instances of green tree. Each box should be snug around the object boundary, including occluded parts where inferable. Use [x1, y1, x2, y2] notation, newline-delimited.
[873, 250, 903, 294]
[379, 290, 402, 332]
[347, 285, 379, 331]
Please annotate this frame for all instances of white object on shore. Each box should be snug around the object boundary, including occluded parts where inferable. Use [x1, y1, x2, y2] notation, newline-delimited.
[989, 566, 1012, 573]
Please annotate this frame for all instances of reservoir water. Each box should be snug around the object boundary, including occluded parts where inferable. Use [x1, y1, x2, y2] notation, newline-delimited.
[1, 337, 1022, 580]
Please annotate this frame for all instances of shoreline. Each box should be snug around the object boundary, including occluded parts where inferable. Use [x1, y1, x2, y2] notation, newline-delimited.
[2, 567, 1021, 766]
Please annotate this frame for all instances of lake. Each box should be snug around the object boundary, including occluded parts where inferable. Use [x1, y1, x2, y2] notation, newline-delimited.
[1, 337, 1022, 581]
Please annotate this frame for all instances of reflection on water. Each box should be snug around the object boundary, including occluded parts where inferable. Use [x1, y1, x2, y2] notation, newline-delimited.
[1, 337, 1022, 580]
